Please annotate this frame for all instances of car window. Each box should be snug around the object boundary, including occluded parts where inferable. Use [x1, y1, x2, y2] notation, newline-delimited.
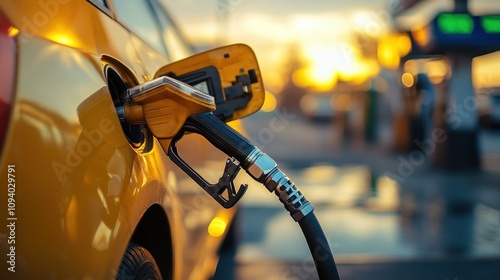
[89, 0, 107, 8]
[150, 0, 192, 61]
[87, 0, 113, 17]
[112, 0, 167, 56]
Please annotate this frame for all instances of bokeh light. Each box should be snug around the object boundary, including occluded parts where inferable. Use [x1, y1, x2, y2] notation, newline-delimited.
[401, 72, 414, 88]
[208, 217, 227, 237]
[261, 91, 278, 112]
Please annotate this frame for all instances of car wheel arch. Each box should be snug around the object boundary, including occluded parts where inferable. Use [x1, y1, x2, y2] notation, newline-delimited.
[128, 203, 174, 280]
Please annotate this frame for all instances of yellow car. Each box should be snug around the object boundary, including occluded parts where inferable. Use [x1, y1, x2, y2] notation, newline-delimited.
[0, 0, 264, 279]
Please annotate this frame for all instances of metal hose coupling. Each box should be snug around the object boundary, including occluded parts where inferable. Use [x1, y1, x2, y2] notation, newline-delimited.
[244, 149, 314, 222]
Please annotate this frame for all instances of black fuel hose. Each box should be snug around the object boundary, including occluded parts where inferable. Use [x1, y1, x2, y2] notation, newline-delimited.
[299, 212, 341, 280]
[183, 112, 341, 280]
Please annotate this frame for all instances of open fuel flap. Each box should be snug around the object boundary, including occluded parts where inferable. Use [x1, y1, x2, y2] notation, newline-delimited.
[154, 44, 265, 123]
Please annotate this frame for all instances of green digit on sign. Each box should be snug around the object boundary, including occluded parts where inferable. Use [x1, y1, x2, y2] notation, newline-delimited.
[438, 13, 474, 35]
[482, 16, 500, 34]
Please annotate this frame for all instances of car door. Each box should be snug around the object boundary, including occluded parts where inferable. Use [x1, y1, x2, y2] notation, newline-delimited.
[0, 0, 158, 278]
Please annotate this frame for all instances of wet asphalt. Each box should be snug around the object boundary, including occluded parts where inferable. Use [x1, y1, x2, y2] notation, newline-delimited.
[213, 111, 500, 280]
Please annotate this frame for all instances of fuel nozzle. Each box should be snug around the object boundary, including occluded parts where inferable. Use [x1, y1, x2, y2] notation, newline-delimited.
[116, 76, 215, 147]
[117, 76, 313, 219]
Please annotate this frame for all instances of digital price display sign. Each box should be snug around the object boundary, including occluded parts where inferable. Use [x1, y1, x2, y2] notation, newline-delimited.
[411, 12, 500, 54]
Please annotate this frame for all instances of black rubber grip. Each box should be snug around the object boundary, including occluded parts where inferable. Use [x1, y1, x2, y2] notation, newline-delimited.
[184, 113, 256, 165]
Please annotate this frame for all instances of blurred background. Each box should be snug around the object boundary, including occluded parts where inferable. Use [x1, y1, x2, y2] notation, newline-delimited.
[165, 0, 500, 279]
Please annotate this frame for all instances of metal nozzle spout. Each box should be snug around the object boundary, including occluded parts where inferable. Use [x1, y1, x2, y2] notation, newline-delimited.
[115, 103, 145, 124]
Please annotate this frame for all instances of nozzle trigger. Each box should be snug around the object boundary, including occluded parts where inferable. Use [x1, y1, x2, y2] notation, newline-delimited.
[168, 133, 248, 209]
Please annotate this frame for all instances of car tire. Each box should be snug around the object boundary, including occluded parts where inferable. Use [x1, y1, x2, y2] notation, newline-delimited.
[117, 243, 162, 280]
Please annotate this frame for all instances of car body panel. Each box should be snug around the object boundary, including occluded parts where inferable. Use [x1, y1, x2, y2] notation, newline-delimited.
[0, 1, 235, 279]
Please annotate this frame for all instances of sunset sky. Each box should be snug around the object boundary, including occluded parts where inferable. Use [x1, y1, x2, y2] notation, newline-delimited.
[164, 0, 500, 92]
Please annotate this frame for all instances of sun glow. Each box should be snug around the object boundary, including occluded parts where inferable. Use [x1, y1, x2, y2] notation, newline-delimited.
[292, 43, 379, 91]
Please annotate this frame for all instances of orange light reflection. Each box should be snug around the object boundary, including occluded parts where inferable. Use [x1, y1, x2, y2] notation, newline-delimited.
[7, 26, 19, 37]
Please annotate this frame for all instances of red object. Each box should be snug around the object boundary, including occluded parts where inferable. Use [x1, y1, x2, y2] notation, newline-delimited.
[0, 10, 17, 152]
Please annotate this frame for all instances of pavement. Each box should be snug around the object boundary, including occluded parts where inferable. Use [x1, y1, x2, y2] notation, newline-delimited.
[213, 110, 500, 280]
